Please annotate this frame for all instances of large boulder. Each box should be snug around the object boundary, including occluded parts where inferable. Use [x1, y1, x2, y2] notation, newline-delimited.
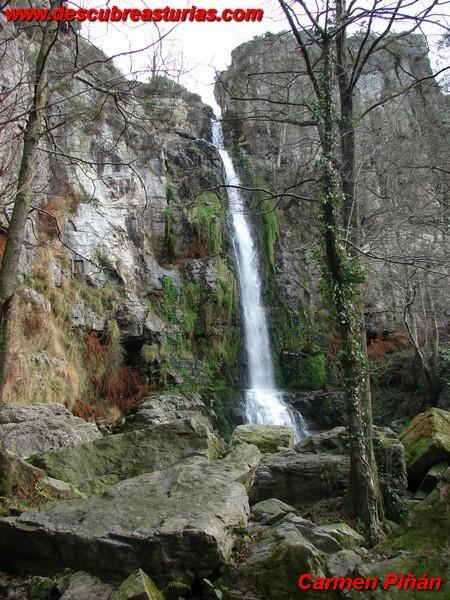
[0, 403, 101, 459]
[250, 450, 350, 509]
[28, 417, 220, 495]
[0, 444, 261, 584]
[117, 392, 209, 431]
[229, 424, 295, 454]
[400, 408, 450, 488]
[250, 425, 407, 513]
[298, 426, 407, 489]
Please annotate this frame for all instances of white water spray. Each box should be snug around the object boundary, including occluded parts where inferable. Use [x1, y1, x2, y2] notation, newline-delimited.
[212, 120, 305, 438]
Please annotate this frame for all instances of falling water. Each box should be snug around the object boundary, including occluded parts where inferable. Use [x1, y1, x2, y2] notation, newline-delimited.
[212, 120, 305, 438]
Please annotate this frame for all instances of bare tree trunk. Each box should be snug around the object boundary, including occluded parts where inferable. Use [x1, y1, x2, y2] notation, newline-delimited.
[403, 283, 440, 403]
[0, 18, 59, 401]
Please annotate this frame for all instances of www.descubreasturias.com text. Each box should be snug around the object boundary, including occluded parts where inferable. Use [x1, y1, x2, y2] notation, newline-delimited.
[3, 5, 264, 23]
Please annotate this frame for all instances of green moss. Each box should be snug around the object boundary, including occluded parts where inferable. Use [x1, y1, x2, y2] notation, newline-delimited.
[163, 179, 178, 261]
[28, 577, 56, 600]
[373, 484, 450, 598]
[141, 343, 160, 364]
[163, 207, 177, 261]
[113, 569, 163, 600]
[161, 275, 178, 324]
[260, 196, 279, 273]
[231, 144, 252, 171]
[181, 281, 201, 335]
[189, 191, 224, 255]
[166, 179, 176, 204]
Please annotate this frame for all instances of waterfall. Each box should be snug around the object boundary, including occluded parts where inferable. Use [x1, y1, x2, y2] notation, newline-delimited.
[212, 120, 305, 439]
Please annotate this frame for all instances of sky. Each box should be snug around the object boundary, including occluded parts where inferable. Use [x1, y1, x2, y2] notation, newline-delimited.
[82, 0, 284, 112]
[80, 0, 449, 112]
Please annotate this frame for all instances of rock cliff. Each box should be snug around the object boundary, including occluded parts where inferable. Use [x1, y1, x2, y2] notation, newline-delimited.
[215, 32, 449, 399]
[0, 21, 241, 429]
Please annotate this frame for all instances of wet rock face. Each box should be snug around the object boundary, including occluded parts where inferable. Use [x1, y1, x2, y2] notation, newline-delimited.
[0, 445, 261, 585]
[0, 403, 102, 459]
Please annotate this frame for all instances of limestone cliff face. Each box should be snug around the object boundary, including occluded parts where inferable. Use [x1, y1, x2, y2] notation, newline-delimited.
[0, 24, 240, 425]
[215, 32, 449, 389]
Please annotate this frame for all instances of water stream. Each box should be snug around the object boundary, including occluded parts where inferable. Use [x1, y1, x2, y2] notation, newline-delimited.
[212, 120, 305, 439]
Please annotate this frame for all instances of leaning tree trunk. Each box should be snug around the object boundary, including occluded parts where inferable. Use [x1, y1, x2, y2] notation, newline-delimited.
[319, 33, 383, 546]
[0, 18, 59, 401]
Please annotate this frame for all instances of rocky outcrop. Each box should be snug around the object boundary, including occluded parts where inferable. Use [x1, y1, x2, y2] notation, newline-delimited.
[28, 417, 219, 495]
[0, 21, 241, 421]
[353, 480, 450, 598]
[251, 498, 296, 525]
[0, 403, 101, 459]
[117, 392, 209, 431]
[226, 500, 364, 600]
[0, 444, 85, 513]
[400, 408, 450, 489]
[0, 444, 261, 584]
[229, 424, 294, 454]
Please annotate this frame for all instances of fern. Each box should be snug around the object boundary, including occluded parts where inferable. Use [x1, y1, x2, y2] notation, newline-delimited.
[163, 580, 191, 599]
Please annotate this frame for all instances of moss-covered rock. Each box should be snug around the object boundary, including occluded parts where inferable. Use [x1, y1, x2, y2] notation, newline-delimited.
[298, 426, 407, 489]
[229, 424, 294, 454]
[250, 449, 350, 509]
[113, 569, 162, 600]
[400, 408, 450, 488]
[417, 461, 448, 493]
[227, 514, 341, 600]
[0, 444, 261, 584]
[252, 498, 297, 525]
[318, 523, 365, 549]
[0, 445, 45, 498]
[28, 576, 56, 600]
[357, 482, 450, 598]
[116, 392, 209, 431]
[28, 417, 219, 494]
